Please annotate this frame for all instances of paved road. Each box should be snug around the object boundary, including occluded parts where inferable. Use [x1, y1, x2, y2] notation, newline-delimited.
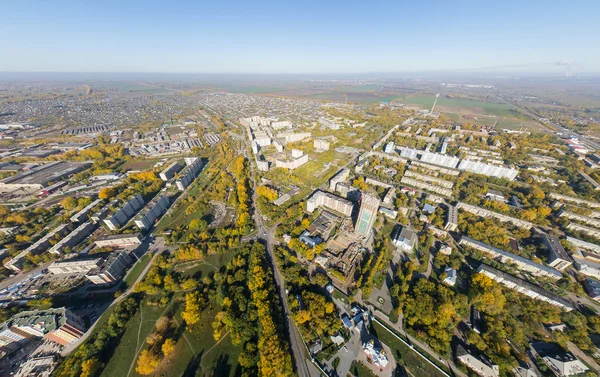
[246, 152, 312, 377]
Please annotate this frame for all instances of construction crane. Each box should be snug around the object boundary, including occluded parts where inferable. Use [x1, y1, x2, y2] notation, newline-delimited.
[430, 93, 440, 115]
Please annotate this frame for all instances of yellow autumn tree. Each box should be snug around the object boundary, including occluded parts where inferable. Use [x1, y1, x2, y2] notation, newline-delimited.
[80, 358, 100, 377]
[135, 349, 161, 375]
[181, 292, 202, 326]
[162, 338, 176, 357]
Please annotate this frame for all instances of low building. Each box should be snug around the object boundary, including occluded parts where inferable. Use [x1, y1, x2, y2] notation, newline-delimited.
[456, 345, 500, 377]
[48, 258, 102, 274]
[94, 233, 143, 248]
[530, 341, 589, 377]
[1, 308, 86, 347]
[391, 226, 418, 252]
[485, 190, 506, 202]
[86, 251, 131, 285]
[584, 278, 600, 301]
[443, 267, 457, 286]
[362, 339, 389, 368]
[314, 139, 330, 152]
[70, 198, 102, 223]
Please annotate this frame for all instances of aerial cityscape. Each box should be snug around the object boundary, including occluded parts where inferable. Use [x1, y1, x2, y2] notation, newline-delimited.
[1, 1, 600, 377]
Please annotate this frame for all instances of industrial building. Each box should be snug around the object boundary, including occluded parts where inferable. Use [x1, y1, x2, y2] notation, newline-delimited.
[355, 193, 381, 238]
[103, 195, 145, 231]
[0, 162, 91, 192]
[176, 158, 204, 191]
[460, 236, 563, 280]
[306, 190, 354, 217]
[159, 161, 182, 181]
[86, 251, 131, 285]
[477, 264, 573, 311]
[48, 258, 102, 275]
[134, 194, 170, 230]
[94, 233, 143, 248]
[49, 221, 96, 255]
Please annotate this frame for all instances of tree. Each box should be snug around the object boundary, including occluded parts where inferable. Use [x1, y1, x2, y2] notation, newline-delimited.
[80, 358, 100, 377]
[162, 338, 176, 356]
[135, 349, 161, 375]
[182, 292, 202, 326]
[470, 273, 506, 315]
[98, 187, 116, 200]
[61, 197, 77, 210]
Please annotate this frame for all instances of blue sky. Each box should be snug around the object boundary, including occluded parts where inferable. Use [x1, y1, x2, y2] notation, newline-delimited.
[1, 0, 599, 73]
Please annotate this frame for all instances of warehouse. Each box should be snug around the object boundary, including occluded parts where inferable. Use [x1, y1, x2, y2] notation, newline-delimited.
[0, 162, 91, 192]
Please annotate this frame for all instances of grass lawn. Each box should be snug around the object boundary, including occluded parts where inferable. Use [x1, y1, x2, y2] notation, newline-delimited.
[119, 158, 161, 172]
[123, 253, 153, 290]
[349, 360, 377, 377]
[100, 302, 165, 377]
[371, 322, 448, 377]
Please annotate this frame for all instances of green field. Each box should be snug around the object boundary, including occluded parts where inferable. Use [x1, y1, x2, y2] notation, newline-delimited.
[402, 95, 516, 116]
[371, 321, 449, 377]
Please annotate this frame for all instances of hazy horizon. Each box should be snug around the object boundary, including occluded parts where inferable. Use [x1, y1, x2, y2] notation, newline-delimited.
[1, 0, 598, 74]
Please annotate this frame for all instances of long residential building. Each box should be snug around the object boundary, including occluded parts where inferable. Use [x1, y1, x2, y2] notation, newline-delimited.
[134, 194, 170, 230]
[48, 258, 102, 275]
[477, 264, 573, 311]
[103, 195, 145, 231]
[549, 192, 600, 209]
[4, 224, 70, 272]
[94, 233, 143, 248]
[460, 236, 562, 280]
[159, 161, 182, 181]
[403, 170, 454, 189]
[70, 198, 102, 223]
[558, 209, 600, 228]
[566, 236, 600, 253]
[306, 190, 353, 217]
[86, 251, 131, 285]
[49, 221, 97, 255]
[445, 205, 459, 231]
[400, 176, 453, 197]
[176, 158, 204, 190]
[457, 159, 519, 180]
[329, 169, 350, 191]
[567, 222, 600, 238]
[274, 153, 308, 170]
[456, 202, 534, 229]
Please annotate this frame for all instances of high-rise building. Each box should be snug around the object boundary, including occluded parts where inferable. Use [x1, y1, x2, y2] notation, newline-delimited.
[355, 193, 380, 238]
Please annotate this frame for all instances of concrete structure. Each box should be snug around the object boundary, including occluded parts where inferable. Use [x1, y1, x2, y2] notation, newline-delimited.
[0, 162, 90, 192]
[103, 194, 145, 231]
[274, 153, 308, 170]
[48, 258, 102, 274]
[477, 264, 573, 311]
[391, 226, 417, 252]
[86, 251, 131, 285]
[541, 233, 573, 271]
[271, 120, 292, 130]
[445, 205, 459, 231]
[94, 233, 143, 248]
[13, 356, 57, 377]
[134, 194, 170, 230]
[567, 222, 600, 238]
[70, 198, 102, 223]
[256, 159, 270, 172]
[314, 139, 330, 152]
[355, 193, 381, 238]
[329, 168, 350, 192]
[49, 221, 96, 254]
[400, 176, 453, 197]
[176, 158, 204, 190]
[457, 159, 518, 180]
[456, 345, 500, 377]
[485, 190, 506, 202]
[404, 170, 454, 189]
[531, 342, 588, 376]
[443, 267, 457, 286]
[276, 131, 311, 143]
[291, 148, 303, 158]
[159, 161, 182, 181]
[318, 118, 341, 130]
[384, 142, 394, 154]
[584, 278, 600, 301]
[461, 236, 562, 280]
[558, 209, 600, 228]
[306, 190, 353, 217]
